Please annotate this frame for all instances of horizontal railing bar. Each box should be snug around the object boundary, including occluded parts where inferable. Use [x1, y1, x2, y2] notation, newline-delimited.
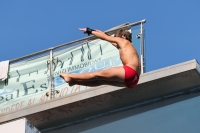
[49, 19, 146, 50]
[10, 48, 52, 63]
[105, 19, 146, 33]
[10, 19, 146, 63]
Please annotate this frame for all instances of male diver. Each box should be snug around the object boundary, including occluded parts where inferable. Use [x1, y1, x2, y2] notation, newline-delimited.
[60, 28, 140, 88]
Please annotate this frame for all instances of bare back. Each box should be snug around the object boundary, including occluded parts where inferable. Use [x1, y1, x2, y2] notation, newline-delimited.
[116, 40, 141, 75]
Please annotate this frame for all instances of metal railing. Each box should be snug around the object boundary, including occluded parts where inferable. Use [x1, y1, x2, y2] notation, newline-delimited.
[10, 19, 146, 63]
[9, 19, 146, 99]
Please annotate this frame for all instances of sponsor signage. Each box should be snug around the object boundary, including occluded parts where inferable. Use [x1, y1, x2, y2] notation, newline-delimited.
[0, 38, 123, 115]
[0, 29, 141, 115]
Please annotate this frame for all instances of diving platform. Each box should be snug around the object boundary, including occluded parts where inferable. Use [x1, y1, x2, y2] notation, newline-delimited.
[1, 59, 200, 132]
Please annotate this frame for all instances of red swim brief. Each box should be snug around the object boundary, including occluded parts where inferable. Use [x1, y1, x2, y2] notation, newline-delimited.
[123, 65, 139, 88]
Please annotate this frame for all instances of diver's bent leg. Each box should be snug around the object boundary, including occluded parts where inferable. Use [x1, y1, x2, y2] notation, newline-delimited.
[60, 66, 125, 83]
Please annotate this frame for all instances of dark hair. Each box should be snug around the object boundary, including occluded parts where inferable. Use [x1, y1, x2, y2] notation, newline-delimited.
[114, 29, 132, 42]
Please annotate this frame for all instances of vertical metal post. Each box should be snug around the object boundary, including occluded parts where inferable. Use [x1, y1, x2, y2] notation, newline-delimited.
[140, 22, 145, 74]
[49, 49, 54, 99]
[143, 29, 146, 73]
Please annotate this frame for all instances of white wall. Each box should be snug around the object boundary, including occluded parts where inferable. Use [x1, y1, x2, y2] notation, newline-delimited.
[0, 118, 40, 133]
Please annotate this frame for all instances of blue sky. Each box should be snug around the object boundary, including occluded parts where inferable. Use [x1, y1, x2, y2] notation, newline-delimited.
[0, 0, 199, 72]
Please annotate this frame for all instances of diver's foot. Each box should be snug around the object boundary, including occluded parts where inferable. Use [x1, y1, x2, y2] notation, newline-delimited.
[60, 73, 72, 83]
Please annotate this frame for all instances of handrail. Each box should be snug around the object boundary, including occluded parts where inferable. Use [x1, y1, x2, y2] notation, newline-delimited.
[10, 19, 146, 63]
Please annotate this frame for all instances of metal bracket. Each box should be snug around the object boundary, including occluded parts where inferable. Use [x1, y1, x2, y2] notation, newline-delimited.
[136, 33, 141, 39]
[46, 90, 60, 97]
[46, 57, 60, 64]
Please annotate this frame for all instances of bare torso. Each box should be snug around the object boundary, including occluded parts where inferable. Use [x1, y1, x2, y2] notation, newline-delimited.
[87, 29, 141, 75]
[117, 40, 141, 75]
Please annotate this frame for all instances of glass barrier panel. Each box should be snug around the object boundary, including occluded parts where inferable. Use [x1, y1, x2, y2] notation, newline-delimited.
[131, 28, 141, 58]
[52, 35, 123, 99]
[0, 54, 50, 115]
